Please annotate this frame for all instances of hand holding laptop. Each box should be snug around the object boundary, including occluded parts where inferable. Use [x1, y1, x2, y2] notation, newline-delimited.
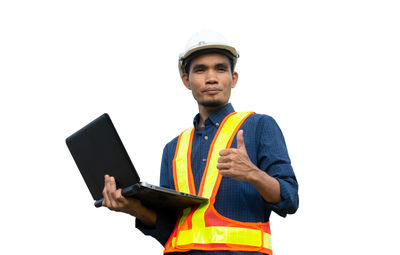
[102, 175, 156, 227]
[66, 113, 207, 213]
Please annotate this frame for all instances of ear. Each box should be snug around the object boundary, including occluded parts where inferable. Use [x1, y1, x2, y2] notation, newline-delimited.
[231, 71, 238, 88]
[181, 73, 191, 90]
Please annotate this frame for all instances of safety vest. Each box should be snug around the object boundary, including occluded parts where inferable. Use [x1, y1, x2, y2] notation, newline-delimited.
[164, 112, 273, 254]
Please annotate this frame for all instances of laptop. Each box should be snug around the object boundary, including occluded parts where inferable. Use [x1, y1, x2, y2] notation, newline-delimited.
[66, 113, 207, 211]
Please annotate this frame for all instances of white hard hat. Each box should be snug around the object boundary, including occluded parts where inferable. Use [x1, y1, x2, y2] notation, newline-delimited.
[178, 30, 239, 76]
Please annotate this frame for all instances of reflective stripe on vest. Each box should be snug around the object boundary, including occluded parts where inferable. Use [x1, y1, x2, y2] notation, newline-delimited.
[164, 112, 273, 254]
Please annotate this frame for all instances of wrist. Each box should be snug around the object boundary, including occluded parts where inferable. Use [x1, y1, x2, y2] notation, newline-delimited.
[247, 167, 264, 184]
[126, 198, 143, 217]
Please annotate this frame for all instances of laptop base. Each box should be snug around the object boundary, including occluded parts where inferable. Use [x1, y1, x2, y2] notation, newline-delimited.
[95, 182, 207, 211]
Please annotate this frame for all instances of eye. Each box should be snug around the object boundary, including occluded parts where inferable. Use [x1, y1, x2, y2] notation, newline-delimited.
[215, 64, 228, 72]
[194, 68, 205, 73]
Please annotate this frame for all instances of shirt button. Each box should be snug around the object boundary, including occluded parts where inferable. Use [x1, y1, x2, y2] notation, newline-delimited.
[202, 158, 206, 162]
[216, 123, 220, 126]
[204, 136, 208, 140]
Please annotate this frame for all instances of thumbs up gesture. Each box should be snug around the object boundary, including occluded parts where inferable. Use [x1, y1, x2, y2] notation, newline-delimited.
[217, 130, 259, 182]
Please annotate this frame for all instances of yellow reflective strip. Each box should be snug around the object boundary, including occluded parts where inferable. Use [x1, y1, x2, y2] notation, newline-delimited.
[201, 112, 252, 199]
[191, 201, 209, 228]
[193, 112, 252, 229]
[263, 232, 272, 250]
[177, 226, 266, 247]
[178, 207, 192, 229]
[174, 129, 194, 241]
[175, 128, 193, 193]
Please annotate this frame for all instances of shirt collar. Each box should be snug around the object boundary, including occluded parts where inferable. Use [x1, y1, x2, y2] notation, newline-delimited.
[193, 103, 235, 129]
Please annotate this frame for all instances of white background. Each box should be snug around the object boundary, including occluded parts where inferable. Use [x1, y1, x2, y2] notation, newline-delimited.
[1, 1, 399, 254]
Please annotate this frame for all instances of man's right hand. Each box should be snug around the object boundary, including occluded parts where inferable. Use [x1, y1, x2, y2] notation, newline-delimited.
[102, 175, 156, 227]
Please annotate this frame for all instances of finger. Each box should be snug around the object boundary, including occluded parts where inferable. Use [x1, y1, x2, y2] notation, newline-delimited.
[105, 175, 113, 199]
[115, 189, 128, 206]
[111, 187, 123, 202]
[116, 188, 124, 201]
[217, 163, 231, 170]
[110, 189, 123, 210]
[218, 169, 231, 177]
[109, 176, 117, 192]
[102, 175, 111, 206]
[237, 130, 247, 152]
[108, 176, 119, 207]
[218, 156, 231, 163]
[219, 149, 232, 156]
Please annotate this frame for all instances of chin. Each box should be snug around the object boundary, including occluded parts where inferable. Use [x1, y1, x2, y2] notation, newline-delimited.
[199, 100, 226, 108]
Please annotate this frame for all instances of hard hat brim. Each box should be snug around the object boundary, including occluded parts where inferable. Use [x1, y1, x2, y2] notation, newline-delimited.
[178, 43, 239, 76]
[180, 43, 239, 61]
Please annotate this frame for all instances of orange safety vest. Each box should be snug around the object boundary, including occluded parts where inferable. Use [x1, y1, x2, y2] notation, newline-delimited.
[164, 112, 273, 254]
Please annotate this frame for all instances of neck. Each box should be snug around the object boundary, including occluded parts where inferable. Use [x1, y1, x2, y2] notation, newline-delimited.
[197, 103, 227, 128]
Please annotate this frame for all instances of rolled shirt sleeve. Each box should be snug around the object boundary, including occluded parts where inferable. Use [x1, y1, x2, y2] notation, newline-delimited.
[256, 115, 299, 217]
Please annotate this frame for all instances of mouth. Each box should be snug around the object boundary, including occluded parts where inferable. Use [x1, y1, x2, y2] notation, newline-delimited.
[202, 88, 222, 95]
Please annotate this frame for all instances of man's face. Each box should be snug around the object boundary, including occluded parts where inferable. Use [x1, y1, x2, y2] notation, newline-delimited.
[181, 53, 238, 108]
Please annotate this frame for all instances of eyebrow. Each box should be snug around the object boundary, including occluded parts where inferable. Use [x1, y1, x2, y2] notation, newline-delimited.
[192, 62, 229, 71]
[192, 64, 207, 71]
[215, 63, 229, 69]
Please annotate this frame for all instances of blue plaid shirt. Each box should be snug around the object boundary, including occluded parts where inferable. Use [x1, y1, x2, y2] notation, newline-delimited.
[137, 103, 299, 254]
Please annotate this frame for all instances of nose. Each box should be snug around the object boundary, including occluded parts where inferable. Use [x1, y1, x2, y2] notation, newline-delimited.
[205, 70, 218, 85]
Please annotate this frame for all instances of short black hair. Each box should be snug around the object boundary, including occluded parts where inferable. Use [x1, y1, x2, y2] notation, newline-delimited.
[182, 48, 235, 74]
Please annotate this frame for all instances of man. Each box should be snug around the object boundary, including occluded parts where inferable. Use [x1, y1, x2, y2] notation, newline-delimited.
[102, 30, 299, 254]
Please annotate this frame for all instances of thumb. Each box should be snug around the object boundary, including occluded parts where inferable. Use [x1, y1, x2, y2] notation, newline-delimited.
[237, 130, 247, 152]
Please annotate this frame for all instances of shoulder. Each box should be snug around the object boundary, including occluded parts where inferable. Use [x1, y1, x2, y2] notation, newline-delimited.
[243, 112, 280, 131]
[165, 135, 179, 147]
[163, 135, 179, 156]
[247, 112, 276, 122]
[240, 113, 286, 144]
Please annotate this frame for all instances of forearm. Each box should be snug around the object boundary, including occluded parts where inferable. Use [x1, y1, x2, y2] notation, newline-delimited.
[248, 168, 281, 204]
[126, 201, 157, 227]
